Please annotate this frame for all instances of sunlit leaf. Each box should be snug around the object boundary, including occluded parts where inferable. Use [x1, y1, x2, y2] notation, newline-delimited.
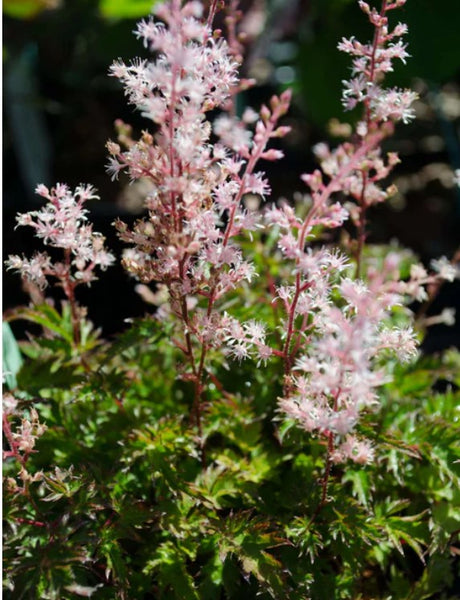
[99, 0, 158, 19]
[3, 0, 59, 20]
[2, 322, 23, 389]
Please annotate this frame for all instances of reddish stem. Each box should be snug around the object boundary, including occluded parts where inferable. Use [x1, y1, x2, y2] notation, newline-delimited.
[355, 172, 368, 279]
[282, 134, 383, 388]
[355, 0, 388, 277]
[189, 102, 288, 438]
[207, 0, 220, 28]
[63, 249, 81, 347]
[3, 413, 22, 464]
[309, 391, 340, 524]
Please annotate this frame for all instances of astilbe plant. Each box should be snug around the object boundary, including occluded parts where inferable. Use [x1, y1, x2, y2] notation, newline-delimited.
[107, 0, 290, 433]
[3, 0, 460, 598]
[260, 0, 455, 509]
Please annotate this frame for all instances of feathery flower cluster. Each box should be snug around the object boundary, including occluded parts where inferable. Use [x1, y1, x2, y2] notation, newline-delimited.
[277, 243, 457, 465]
[293, 0, 418, 241]
[6, 184, 114, 291]
[266, 0, 426, 464]
[109, 0, 290, 377]
[339, 0, 416, 124]
[271, 0, 456, 466]
[278, 254, 419, 464]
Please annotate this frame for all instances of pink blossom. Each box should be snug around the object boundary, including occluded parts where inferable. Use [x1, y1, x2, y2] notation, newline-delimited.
[331, 435, 375, 465]
[377, 327, 418, 362]
[213, 115, 252, 153]
[431, 256, 458, 282]
[108, 0, 290, 399]
[6, 185, 115, 291]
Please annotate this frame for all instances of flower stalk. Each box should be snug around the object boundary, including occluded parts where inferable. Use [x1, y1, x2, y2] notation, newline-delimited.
[109, 0, 290, 430]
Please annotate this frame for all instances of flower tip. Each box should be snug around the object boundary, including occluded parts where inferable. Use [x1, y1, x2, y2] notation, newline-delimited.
[35, 184, 49, 198]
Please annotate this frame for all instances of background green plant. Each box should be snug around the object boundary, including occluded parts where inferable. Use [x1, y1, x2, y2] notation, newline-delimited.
[3, 0, 156, 20]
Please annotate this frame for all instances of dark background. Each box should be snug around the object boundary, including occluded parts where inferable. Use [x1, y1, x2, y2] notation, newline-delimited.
[3, 0, 460, 349]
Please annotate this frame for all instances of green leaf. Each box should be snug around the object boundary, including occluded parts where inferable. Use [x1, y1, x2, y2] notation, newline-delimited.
[17, 356, 82, 394]
[101, 540, 129, 588]
[378, 503, 429, 564]
[99, 0, 158, 19]
[9, 304, 74, 344]
[2, 322, 23, 389]
[198, 549, 225, 599]
[432, 499, 460, 535]
[145, 541, 199, 600]
[342, 469, 371, 508]
[3, 0, 56, 19]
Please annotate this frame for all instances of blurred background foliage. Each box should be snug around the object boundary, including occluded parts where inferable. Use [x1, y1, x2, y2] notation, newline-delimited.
[3, 0, 460, 345]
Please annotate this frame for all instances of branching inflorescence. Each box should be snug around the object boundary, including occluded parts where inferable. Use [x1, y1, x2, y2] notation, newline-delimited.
[107, 0, 290, 432]
[3, 394, 47, 495]
[5, 0, 457, 497]
[264, 0, 454, 493]
[6, 184, 115, 345]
